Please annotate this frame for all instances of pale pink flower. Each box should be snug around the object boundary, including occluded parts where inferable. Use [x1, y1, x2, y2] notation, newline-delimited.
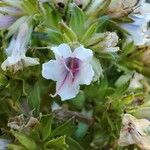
[42, 44, 94, 101]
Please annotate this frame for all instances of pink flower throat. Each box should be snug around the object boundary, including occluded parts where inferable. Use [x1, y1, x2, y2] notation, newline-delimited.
[66, 57, 81, 76]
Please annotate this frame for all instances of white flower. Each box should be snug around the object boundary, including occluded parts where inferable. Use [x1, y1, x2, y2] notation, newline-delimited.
[0, 138, 10, 150]
[42, 43, 94, 101]
[100, 32, 120, 52]
[1, 22, 39, 72]
[118, 114, 150, 150]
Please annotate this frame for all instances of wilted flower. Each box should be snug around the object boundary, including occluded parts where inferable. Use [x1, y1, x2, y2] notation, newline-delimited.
[100, 32, 119, 52]
[42, 43, 94, 100]
[118, 114, 150, 149]
[108, 0, 142, 18]
[8, 114, 39, 131]
[1, 22, 39, 72]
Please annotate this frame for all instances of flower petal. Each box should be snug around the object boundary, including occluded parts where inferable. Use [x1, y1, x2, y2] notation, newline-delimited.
[51, 43, 72, 59]
[56, 73, 80, 101]
[0, 14, 17, 29]
[42, 60, 66, 81]
[77, 63, 94, 85]
[5, 38, 16, 56]
[73, 46, 93, 62]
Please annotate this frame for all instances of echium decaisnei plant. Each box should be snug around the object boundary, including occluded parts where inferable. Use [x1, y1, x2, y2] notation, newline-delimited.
[0, 0, 150, 149]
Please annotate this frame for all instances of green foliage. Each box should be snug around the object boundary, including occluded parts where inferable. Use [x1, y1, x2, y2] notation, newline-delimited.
[8, 115, 82, 150]
[0, 0, 150, 150]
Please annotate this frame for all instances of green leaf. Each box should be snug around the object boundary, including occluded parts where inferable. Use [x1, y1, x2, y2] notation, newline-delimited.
[121, 41, 135, 57]
[45, 29, 63, 44]
[111, 81, 130, 100]
[0, 73, 8, 87]
[59, 22, 77, 42]
[66, 137, 84, 150]
[39, 115, 53, 141]
[115, 73, 133, 88]
[69, 4, 85, 36]
[97, 16, 110, 32]
[21, 0, 39, 14]
[9, 80, 22, 101]
[96, 0, 111, 16]
[28, 82, 41, 114]
[43, 4, 60, 28]
[45, 136, 68, 150]
[52, 118, 76, 137]
[88, 0, 111, 20]
[81, 22, 98, 43]
[69, 92, 85, 110]
[12, 131, 37, 150]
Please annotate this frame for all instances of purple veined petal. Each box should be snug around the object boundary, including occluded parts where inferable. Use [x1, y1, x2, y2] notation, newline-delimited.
[0, 14, 17, 29]
[46, 58, 81, 100]
[55, 72, 80, 101]
[76, 63, 94, 85]
[42, 60, 66, 81]
[73, 45, 93, 62]
[51, 43, 72, 59]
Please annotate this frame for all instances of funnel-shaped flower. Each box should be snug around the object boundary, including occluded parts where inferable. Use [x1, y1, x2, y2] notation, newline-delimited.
[1, 22, 39, 72]
[42, 44, 94, 101]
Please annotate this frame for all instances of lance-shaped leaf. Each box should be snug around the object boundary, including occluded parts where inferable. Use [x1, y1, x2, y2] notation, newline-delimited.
[45, 136, 68, 149]
[51, 118, 77, 137]
[59, 22, 77, 42]
[28, 82, 41, 114]
[69, 4, 85, 36]
[39, 115, 53, 141]
[81, 22, 98, 43]
[11, 131, 37, 150]
[66, 137, 84, 150]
